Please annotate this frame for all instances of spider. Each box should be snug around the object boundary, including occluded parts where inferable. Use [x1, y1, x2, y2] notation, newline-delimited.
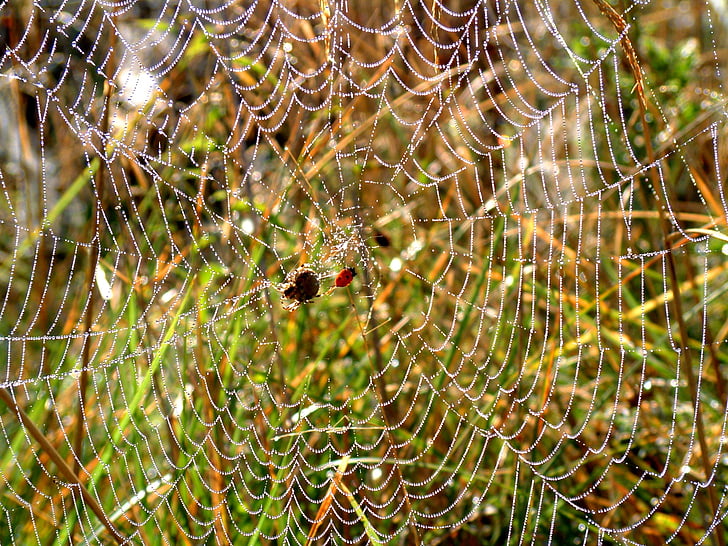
[279, 266, 321, 311]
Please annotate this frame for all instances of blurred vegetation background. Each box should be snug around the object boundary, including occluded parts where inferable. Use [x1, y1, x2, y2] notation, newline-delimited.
[1, 0, 727, 544]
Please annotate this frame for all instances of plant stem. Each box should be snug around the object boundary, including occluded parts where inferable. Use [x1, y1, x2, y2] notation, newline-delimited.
[0, 388, 125, 544]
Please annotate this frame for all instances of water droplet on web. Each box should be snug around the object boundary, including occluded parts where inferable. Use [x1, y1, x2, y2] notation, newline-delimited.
[241, 218, 255, 234]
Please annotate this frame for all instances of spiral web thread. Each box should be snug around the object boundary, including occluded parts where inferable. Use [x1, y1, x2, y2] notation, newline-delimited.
[1, 0, 728, 544]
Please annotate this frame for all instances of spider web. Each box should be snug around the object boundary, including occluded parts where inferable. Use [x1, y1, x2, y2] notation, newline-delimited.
[1, 0, 728, 543]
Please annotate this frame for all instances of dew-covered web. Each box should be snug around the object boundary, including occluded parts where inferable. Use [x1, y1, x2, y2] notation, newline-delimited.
[2, 0, 728, 544]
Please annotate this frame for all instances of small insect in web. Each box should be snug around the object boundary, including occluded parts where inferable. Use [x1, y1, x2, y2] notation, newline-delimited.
[334, 267, 356, 288]
[321, 266, 357, 297]
[279, 266, 321, 311]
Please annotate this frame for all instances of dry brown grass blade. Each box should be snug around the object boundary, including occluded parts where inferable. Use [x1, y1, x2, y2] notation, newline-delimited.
[688, 166, 727, 222]
[0, 388, 126, 544]
[591, 0, 645, 107]
[305, 456, 348, 546]
[203, 370, 230, 543]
